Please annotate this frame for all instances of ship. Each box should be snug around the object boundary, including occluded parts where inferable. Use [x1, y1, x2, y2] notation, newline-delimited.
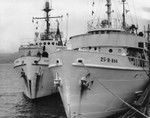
[14, 1, 65, 99]
[49, 0, 150, 118]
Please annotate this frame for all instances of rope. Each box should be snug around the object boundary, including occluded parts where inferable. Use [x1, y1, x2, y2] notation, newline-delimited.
[81, 62, 90, 76]
[96, 79, 150, 118]
[142, 66, 150, 79]
[126, 3, 134, 25]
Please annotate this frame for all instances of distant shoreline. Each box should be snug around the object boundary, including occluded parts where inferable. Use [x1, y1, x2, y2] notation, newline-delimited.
[0, 52, 19, 64]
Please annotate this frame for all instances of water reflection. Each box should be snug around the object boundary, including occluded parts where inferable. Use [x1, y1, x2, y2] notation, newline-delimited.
[0, 64, 66, 118]
[14, 93, 66, 118]
[0, 92, 66, 118]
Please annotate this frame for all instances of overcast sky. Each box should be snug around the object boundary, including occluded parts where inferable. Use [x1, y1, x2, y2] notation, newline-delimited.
[0, 0, 150, 53]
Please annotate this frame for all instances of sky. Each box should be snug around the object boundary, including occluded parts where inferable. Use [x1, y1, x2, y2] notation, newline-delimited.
[0, 0, 150, 53]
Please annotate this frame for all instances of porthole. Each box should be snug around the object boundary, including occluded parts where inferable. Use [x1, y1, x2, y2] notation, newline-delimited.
[56, 60, 59, 64]
[39, 42, 42, 45]
[44, 42, 46, 45]
[94, 47, 97, 50]
[109, 49, 113, 53]
[52, 42, 54, 45]
[48, 42, 50, 45]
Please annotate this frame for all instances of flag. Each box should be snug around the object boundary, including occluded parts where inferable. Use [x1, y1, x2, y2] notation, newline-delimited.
[126, 10, 130, 13]
[92, 1, 95, 6]
[56, 20, 63, 46]
[92, 10, 94, 15]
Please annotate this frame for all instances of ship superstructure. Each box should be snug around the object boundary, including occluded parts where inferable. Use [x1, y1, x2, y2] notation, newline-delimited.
[49, 0, 150, 118]
[14, 1, 65, 99]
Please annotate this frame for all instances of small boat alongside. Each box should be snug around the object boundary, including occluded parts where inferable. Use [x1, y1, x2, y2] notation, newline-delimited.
[14, 1, 65, 99]
[49, 0, 150, 118]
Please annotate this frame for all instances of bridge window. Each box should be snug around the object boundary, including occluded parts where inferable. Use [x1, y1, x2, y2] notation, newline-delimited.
[106, 31, 110, 34]
[138, 42, 144, 48]
[101, 31, 105, 34]
[127, 48, 145, 59]
[95, 31, 99, 34]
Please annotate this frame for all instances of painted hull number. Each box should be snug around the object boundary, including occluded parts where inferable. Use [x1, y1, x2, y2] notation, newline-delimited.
[101, 57, 118, 63]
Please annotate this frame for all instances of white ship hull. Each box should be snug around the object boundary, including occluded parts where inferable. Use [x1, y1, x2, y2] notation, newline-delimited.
[49, 50, 149, 118]
[14, 56, 57, 99]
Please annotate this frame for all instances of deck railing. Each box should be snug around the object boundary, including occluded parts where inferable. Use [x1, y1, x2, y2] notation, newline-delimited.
[87, 18, 123, 31]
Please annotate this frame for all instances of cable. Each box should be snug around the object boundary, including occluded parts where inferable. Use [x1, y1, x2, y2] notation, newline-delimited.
[132, 0, 139, 26]
[142, 64, 150, 79]
[96, 79, 150, 118]
[126, 2, 134, 25]
[114, 0, 122, 28]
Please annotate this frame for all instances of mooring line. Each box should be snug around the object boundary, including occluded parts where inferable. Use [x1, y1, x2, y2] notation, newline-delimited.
[96, 79, 150, 118]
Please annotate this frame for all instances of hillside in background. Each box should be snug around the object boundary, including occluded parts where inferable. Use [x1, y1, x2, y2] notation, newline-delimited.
[0, 52, 19, 64]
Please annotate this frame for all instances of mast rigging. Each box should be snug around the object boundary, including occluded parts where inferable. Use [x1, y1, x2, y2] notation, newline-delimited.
[32, 1, 63, 39]
[106, 0, 112, 28]
[122, 0, 126, 29]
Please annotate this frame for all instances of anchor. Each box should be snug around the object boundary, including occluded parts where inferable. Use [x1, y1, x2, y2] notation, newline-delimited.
[80, 73, 94, 97]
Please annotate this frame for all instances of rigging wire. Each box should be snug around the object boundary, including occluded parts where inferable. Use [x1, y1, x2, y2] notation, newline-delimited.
[91, 0, 95, 17]
[126, 2, 134, 25]
[114, 0, 122, 28]
[132, 0, 139, 26]
[98, 0, 104, 19]
[114, 0, 119, 19]
[99, 0, 105, 19]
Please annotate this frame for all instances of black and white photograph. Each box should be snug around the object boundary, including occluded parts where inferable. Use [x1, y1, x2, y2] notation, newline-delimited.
[0, 0, 150, 118]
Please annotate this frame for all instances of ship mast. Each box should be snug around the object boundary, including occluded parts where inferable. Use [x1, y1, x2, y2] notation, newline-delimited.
[43, 1, 51, 36]
[106, 0, 112, 28]
[33, 1, 62, 39]
[122, 0, 126, 29]
[148, 24, 150, 42]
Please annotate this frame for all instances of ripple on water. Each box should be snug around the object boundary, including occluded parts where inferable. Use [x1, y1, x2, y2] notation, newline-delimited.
[0, 64, 66, 118]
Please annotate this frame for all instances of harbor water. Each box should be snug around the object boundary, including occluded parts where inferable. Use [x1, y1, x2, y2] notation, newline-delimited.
[0, 63, 66, 118]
